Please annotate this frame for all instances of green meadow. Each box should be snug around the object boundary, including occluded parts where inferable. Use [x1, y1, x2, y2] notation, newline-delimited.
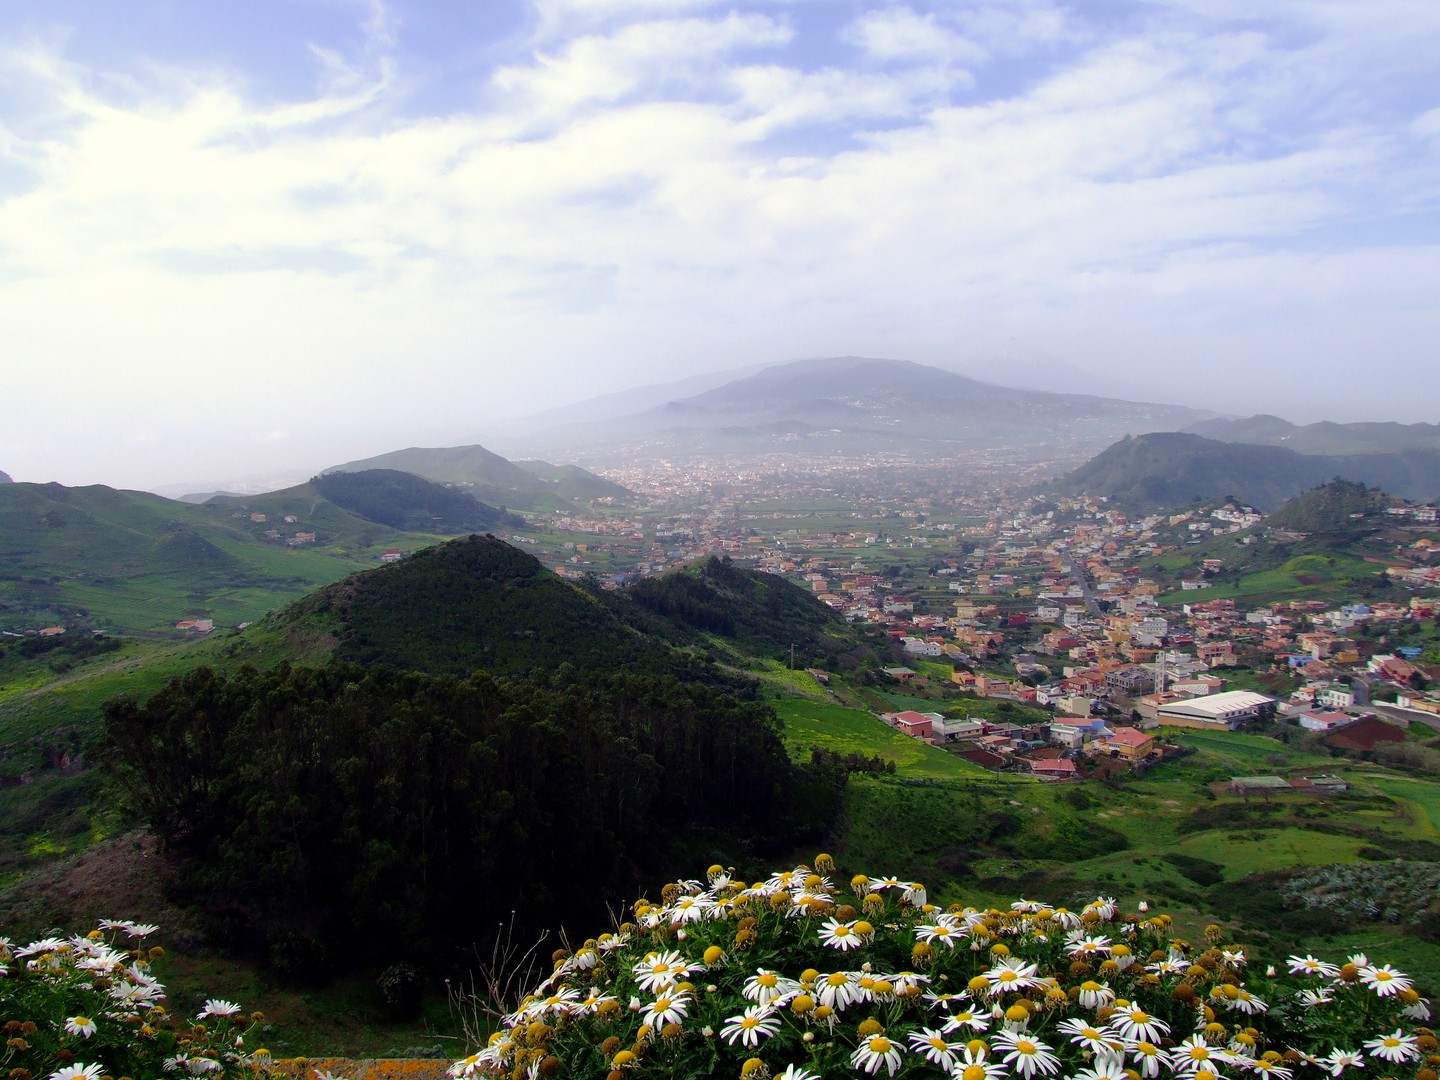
[773, 698, 990, 780]
[1158, 554, 1382, 605]
[767, 693, 1440, 991]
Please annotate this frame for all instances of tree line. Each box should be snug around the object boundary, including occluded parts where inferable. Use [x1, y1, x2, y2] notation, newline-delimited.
[101, 662, 843, 978]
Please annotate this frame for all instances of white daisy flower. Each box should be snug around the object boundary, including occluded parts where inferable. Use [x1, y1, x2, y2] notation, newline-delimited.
[632, 950, 693, 993]
[1362, 1030, 1418, 1064]
[720, 1005, 780, 1048]
[851, 1034, 904, 1076]
[639, 990, 690, 1030]
[818, 917, 865, 951]
[64, 1016, 98, 1038]
[1319, 1048, 1365, 1076]
[908, 1027, 964, 1070]
[1107, 1007, 1170, 1043]
[1357, 964, 1411, 997]
[993, 1029, 1062, 1078]
[1286, 954, 1339, 977]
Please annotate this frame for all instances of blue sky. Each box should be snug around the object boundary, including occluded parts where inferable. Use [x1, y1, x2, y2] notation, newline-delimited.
[1, 0, 1438, 489]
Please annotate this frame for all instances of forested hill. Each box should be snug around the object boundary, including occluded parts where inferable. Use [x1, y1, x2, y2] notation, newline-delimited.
[279, 533, 674, 677]
[265, 538, 871, 679]
[1265, 479, 1397, 534]
[627, 554, 873, 666]
[308, 468, 524, 532]
[102, 662, 832, 975]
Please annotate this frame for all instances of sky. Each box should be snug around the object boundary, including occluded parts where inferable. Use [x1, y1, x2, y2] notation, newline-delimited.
[1, 0, 1438, 491]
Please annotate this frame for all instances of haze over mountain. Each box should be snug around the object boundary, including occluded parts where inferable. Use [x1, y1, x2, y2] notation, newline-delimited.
[1056, 432, 1440, 512]
[323, 446, 631, 512]
[0, 470, 12, 484]
[1185, 415, 1440, 456]
[496, 356, 1215, 463]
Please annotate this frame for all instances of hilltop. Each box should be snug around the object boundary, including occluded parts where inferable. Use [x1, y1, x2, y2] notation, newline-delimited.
[1264, 478, 1398, 533]
[274, 533, 675, 677]
[306, 469, 524, 533]
[260, 537, 872, 678]
[1055, 432, 1440, 511]
[323, 444, 631, 512]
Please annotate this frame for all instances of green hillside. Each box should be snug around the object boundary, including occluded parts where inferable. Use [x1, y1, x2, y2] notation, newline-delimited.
[1264, 477, 1397, 532]
[308, 468, 525, 532]
[1057, 432, 1440, 511]
[324, 443, 633, 511]
[274, 533, 683, 677]
[1146, 481, 1415, 603]
[511, 460, 631, 501]
[625, 554, 878, 667]
[0, 481, 464, 635]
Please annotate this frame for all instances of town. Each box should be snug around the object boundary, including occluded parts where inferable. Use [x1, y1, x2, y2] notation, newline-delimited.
[498, 451, 1440, 781]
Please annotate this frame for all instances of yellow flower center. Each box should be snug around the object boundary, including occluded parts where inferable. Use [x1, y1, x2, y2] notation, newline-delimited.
[869, 1037, 893, 1054]
[1017, 1041, 1037, 1055]
[964, 1067, 987, 1080]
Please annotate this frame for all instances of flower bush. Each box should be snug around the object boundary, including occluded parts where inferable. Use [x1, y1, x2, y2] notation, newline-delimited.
[0, 921, 268, 1079]
[452, 857, 1438, 1080]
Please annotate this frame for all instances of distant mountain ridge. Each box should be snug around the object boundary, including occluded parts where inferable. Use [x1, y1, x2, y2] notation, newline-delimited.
[1056, 432, 1440, 511]
[1186, 415, 1440, 456]
[0, 470, 12, 484]
[494, 356, 1216, 462]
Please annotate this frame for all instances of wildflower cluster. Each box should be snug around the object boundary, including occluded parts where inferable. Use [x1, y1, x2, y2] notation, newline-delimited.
[452, 859, 1438, 1080]
[0, 922, 269, 1080]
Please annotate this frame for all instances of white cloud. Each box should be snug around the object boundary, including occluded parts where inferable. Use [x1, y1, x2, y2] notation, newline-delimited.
[843, 6, 985, 66]
[0, 0, 1437, 486]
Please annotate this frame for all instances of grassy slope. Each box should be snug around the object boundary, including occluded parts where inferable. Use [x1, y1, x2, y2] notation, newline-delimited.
[765, 698, 1440, 992]
[774, 698, 990, 780]
[1157, 554, 1384, 606]
[0, 481, 452, 634]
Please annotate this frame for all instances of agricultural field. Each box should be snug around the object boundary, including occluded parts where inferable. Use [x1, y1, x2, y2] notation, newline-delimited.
[769, 690, 1440, 993]
[1156, 553, 1385, 605]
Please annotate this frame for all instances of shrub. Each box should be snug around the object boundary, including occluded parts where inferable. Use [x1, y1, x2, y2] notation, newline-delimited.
[0, 922, 268, 1079]
[1162, 852, 1225, 886]
[449, 858, 1436, 1079]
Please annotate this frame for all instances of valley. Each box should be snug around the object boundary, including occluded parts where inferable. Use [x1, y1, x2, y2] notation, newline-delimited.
[3, 360, 1440, 1061]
